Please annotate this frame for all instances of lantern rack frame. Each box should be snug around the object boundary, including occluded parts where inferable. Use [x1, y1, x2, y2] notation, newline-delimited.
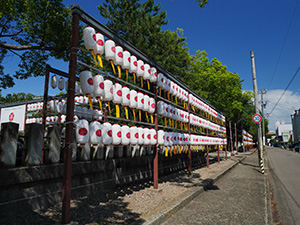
[61, 4, 228, 223]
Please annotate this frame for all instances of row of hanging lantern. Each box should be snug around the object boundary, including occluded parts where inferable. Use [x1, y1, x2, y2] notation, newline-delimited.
[83, 27, 157, 89]
[157, 130, 190, 156]
[189, 114, 226, 133]
[157, 73, 188, 104]
[79, 71, 155, 122]
[27, 102, 44, 112]
[83, 26, 226, 128]
[80, 25, 227, 157]
[189, 94, 226, 123]
[50, 75, 67, 91]
[46, 98, 103, 121]
[242, 130, 253, 147]
[157, 101, 189, 129]
[190, 135, 227, 146]
[26, 115, 64, 124]
[76, 120, 157, 146]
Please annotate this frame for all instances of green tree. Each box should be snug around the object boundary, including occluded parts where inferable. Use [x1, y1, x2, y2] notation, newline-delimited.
[0, 0, 72, 89]
[98, 0, 191, 77]
[183, 50, 243, 121]
[0, 92, 38, 104]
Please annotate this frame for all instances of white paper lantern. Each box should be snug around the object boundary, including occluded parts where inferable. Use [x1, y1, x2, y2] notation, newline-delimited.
[157, 101, 165, 116]
[121, 125, 130, 146]
[76, 119, 89, 145]
[150, 67, 157, 83]
[104, 39, 115, 61]
[93, 74, 104, 97]
[112, 83, 122, 104]
[136, 92, 144, 110]
[114, 45, 123, 66]
[165, 103, 171, 118]
[51, 75, 58, 89]
[49, 100, 55, 112]
[103, 79, 113, 101]
[83, 26, 96, 51]
[79, 71, 94, 95]
[143, 94, 149, 112]
[83, 96, 89, 104]
[148, 97, 155, 114]
[102, 121, 112, 145]
[136, 59, 144, 78]
[121, 86, 130, 106]
[157, 73, 165, 88]
[32, 103, 37, 111]
[137, 126, 144, 145]
[56, 101, 63, 114]
[89, 121, 102, 145]
[157, 130, 165, 146]
[150, 128, 157, 145]
[93, 32, 105, 56]
[129, 55, 137, 74]
[58, 77, 65, 91]
[61, 115, 66, 123]
[143, 127, 150, 145]
[165, 78, 171, 93]
[143, 63, 150, 80]
[130, 126, 138, 145]
[112, 123, 121, 145]
[164, 132, 170, 147]
[122, 50, 131, 70]
[129, 89, 137, 108]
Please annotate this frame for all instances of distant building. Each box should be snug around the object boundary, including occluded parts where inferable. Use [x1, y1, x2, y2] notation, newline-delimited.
[291, 109, 300, 144]
[275, 121, 293, 145]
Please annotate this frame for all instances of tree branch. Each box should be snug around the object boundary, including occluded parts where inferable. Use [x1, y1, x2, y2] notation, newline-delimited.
[0, 30, 23, 38]
[0, 42, 66, 51]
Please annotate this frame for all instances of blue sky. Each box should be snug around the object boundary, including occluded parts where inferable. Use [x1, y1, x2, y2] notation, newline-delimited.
[2, 0, 300, 130]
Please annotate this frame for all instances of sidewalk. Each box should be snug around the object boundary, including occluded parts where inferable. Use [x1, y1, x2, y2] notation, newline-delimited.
[0, 150, 258, 225]
[161, 150, 273, 225]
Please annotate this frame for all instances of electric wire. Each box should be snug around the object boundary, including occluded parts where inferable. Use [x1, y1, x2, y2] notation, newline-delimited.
[268, 66, 300, 116]
[267, 0, 299, 90]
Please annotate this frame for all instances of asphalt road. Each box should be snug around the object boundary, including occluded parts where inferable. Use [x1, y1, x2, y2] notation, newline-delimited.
[266, 147, 300, 225]
[162, 152, 272, 225]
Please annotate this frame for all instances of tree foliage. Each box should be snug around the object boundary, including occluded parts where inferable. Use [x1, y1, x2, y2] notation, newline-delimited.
[98, 0, 191, 77]
[182, 50, 243, 121]
[0, 0, 72, 89]
[0, 92, 38, 104]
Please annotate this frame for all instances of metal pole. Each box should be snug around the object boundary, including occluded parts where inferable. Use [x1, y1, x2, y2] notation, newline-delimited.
[217, 145, 220, 163]
[229, 121, 233, 155]
[188, 93, 192, 175]
[235, 123, 238, 153]
[153, 84, 158, 189]
[260, 89, 266, 147]
[206, 146, 209, 168]
[62, 11, 79, 224]
[250, 51, 264, 163]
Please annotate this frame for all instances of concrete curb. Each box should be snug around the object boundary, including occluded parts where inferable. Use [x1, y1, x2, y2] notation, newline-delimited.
[141, 155, 248, 225]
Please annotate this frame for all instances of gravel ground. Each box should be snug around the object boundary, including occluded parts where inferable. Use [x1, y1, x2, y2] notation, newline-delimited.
[1, 151, 242, 225]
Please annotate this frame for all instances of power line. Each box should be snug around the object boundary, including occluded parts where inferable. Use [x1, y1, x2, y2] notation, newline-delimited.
[268, 66, 300, 115]
[267, 0, 299, 90]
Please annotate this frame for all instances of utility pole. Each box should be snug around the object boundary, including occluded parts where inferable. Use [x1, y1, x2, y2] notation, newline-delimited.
[250, 51, 264, 173]
[235, 123, 238, 153]
[229, 121, 233, 155]
[260, 89, 267, 147]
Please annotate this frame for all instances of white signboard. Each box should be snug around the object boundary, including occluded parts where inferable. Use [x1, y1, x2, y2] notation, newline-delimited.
[0, 105, 26, 131]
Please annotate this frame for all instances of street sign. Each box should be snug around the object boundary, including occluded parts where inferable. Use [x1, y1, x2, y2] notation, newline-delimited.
[252, 114, 262, 123]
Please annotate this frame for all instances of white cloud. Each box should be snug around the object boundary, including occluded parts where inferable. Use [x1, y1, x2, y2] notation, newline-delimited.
[265, 89, 300, 131]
